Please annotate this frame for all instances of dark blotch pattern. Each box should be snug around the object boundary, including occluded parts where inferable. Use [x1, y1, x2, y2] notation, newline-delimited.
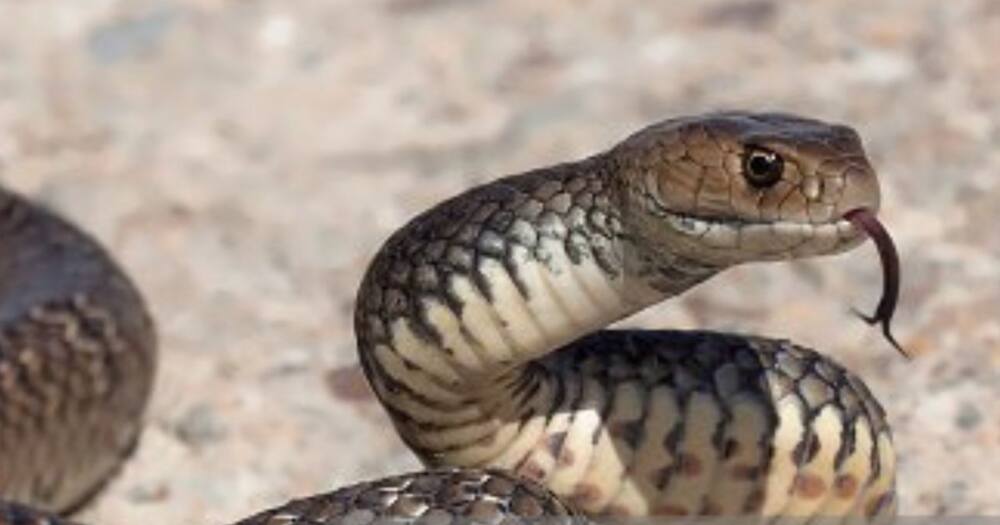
[505, 330, 892, 515]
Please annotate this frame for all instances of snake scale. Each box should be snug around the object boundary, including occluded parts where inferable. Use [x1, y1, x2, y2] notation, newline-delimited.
[0, 112, 900, 524]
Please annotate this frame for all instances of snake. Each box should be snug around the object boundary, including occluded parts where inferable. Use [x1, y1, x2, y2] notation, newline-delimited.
[0, 112, 903, 525]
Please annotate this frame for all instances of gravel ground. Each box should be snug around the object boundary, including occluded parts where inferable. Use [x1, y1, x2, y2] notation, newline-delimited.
[1, 1, 998, 523]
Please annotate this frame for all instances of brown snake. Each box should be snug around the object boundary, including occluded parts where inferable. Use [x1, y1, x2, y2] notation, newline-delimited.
[0, 112, 900, 524]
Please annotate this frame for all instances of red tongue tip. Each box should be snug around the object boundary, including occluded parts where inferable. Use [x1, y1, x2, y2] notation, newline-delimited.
[843, 208, 909, 359]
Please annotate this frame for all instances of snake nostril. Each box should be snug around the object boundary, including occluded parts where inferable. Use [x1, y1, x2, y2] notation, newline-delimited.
[802, 177, 824, 201]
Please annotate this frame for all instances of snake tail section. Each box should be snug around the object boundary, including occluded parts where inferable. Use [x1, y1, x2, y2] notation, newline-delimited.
[233, 469, 582, 525]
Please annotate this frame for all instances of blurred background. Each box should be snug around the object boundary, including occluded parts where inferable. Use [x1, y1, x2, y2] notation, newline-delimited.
[0, 1, 998, 523]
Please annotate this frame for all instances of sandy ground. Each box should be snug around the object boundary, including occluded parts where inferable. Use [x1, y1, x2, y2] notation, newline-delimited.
[0, 1, 999, 523]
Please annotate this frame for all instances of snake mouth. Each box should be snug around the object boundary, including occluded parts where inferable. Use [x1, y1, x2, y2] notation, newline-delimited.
[661, 207, 906, 356]
[665, 211, 858, 229]
[660, 210, 862, 256]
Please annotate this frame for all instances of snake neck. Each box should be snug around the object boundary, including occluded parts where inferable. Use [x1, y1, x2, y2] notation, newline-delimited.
[354, 155, 723, 445]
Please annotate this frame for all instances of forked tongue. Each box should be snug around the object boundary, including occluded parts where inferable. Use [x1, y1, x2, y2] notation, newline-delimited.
[844, 208, 908, 358]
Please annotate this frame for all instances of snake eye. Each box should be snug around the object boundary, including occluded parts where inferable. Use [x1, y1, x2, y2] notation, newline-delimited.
[743, 147, 784, 188]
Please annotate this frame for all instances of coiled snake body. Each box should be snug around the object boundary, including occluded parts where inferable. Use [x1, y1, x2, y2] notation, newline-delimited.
[0, 112, 898, 524]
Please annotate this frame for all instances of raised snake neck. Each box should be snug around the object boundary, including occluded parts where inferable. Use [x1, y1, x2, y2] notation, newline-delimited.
[0, 112, 895, 524]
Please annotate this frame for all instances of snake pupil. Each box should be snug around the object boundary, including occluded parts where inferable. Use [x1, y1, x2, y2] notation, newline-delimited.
[744, 147, 784, 188]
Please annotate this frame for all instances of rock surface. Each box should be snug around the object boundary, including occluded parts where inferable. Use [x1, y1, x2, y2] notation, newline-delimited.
[0, 1, 997, 523]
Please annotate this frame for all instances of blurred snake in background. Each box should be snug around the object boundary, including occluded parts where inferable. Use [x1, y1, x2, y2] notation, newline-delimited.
[0, 112, 904, 524]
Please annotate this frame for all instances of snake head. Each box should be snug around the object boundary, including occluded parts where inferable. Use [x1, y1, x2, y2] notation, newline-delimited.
[613, 111, 882, 266]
